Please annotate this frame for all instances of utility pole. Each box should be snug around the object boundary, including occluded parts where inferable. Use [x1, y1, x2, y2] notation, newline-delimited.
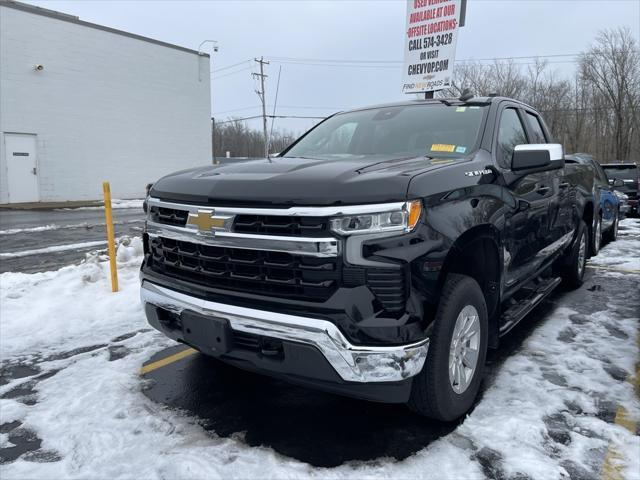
[253, 57, 270, 158]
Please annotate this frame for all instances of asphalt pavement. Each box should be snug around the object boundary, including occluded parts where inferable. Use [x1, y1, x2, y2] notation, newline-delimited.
[0, 207, 145, 273]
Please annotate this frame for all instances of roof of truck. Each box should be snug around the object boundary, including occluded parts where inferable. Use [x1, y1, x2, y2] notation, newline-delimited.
[336, 96, 536, 115]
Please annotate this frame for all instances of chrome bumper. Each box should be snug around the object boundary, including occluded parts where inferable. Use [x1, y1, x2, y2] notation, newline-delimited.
[140, 281, 429, 383]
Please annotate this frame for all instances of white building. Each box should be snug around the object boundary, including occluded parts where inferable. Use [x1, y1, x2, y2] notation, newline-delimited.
[0, 1, 212, 204]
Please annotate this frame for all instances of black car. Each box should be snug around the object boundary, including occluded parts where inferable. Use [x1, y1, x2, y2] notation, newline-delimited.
[140, 96, 594, 421]
[602, 163, 639, 216]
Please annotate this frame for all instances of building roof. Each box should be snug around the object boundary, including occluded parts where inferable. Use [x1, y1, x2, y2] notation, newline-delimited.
[0, 0, 209, 57]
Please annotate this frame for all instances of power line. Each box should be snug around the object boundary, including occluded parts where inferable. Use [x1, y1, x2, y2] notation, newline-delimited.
[212, 59, 253, 73]
[214, 114, 326, 125]
[211, 66, 253, 80]
[267, 53, 581, 65]
[214, 104, 345, 116]
[268, 53, 580, 63]
[268, 59, 579, 70]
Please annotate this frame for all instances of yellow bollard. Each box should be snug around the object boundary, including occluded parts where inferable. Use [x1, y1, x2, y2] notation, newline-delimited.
[102, 182, 119, 292]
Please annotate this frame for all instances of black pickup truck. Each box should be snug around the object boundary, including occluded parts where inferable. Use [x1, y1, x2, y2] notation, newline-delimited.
[140, 96, 594, 421]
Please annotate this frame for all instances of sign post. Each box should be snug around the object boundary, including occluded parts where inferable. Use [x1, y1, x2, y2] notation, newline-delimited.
[402, 0, 464, 96]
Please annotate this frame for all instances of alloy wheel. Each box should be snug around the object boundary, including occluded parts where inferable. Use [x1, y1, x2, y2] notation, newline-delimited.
[578, 231, 587, 277]
[448, 305, 480, 394]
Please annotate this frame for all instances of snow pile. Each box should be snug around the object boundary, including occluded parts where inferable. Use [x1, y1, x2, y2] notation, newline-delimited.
[1, 221, 638, 479]
[589, 219, 640, 272]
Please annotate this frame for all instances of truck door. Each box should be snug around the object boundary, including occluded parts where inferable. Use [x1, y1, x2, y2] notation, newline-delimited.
[496, 107, 557, 289]
[522, 110, 572, 244]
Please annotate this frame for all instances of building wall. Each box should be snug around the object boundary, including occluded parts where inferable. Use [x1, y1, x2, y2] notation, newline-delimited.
[0, 5, 211, 203]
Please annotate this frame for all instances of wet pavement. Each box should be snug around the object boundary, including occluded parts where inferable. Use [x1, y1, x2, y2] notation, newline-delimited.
[0, 207, 145, 273]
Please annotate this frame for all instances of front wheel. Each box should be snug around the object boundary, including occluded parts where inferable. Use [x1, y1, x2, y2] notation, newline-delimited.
[408, 274, 488, 421]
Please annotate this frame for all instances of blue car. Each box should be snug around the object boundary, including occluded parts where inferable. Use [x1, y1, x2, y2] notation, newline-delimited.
[566, 154, 620, 255]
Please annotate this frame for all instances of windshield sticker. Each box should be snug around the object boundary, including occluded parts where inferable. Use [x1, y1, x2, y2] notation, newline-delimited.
[431, 144, 456, 153]
[455, 107, 467, 112]
[455, 146, 467, 153]
[431, 159, 454, 164]
[469, 106, 480, 109]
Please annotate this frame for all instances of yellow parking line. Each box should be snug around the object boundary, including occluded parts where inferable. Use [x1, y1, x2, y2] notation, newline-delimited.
[140, 347, 197, 375]
[587, 265, 640, 274]
[601, 336, 640, 480]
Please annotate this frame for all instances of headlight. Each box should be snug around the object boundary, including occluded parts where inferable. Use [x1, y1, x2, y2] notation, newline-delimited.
[330, 200, 422, 236]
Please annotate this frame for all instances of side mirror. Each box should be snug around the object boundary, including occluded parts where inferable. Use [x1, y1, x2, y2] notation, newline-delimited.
[511, 144, 564, 172]
[612, 178, 625, 187]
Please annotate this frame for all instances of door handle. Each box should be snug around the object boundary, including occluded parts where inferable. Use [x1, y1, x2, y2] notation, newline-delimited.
[559, 182, 569, 189]
[32, 167, 37, 175]
[536, 186, 550, 195]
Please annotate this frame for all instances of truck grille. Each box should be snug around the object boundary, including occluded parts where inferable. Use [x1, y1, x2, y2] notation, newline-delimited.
[233, 215, 329, 237]
[147, 236, 339, 301]
[149, 206, 188, 227]
[148, 205, 329, 237]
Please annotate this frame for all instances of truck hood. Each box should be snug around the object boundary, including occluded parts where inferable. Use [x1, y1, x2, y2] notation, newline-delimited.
[150, 155, 462, 206]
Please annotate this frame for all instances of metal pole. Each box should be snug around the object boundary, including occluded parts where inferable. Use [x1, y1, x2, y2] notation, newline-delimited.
[212, 117, 217, 164]
[268, 65, 283, 155]
[102, 181, 119, 293]
[253, 57, 270, 158]
[259, 57, 268, 158]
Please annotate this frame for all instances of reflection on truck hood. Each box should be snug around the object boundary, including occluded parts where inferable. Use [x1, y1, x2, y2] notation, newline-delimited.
[150, 155, 464, 206]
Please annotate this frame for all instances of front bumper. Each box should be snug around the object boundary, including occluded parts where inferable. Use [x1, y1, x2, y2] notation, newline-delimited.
[141, 281, 429, 384]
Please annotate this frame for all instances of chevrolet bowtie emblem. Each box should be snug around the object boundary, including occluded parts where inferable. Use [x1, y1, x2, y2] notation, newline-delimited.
[186, 209, 228, 233]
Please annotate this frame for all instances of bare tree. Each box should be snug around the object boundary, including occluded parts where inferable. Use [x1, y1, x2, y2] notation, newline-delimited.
[213, 118, 299, 158]
[580, 27, 640, 160]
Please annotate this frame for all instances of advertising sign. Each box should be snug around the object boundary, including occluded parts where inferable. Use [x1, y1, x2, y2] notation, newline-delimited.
[402, 0, 462, 94]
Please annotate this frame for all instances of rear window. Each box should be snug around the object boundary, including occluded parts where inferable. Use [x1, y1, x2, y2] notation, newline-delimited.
[602, 165, 638, 181]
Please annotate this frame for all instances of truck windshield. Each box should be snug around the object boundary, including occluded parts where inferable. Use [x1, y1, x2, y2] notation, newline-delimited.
[283, 104, 487, 160]
[602, 165, 638, 181]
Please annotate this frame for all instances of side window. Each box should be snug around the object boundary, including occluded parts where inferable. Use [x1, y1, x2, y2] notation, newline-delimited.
[525, 112, 547, 143]
[497, 108, 528, 168]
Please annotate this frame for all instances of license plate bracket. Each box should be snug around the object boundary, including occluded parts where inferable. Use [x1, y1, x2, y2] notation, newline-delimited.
[181, 310, 231, 356]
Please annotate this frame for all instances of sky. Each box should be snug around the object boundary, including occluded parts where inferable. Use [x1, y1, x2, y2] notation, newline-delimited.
[24, 0, 640, 134]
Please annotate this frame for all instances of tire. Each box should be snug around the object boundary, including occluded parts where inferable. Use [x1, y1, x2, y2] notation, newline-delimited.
[408, 273, 488, 421]
[603, 212, 618, 243]
[591, 214, 602, 256]
[561, 220, 588, 290]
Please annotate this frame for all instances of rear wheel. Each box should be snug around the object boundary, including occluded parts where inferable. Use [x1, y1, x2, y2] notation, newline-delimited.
[562, 220, 588, 290]
[408, 274, 488, 421]
[591, 215, 602, 256]
[603, 212, 618, 243]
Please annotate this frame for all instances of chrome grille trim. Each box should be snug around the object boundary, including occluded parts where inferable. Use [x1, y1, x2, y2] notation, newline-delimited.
[147, 197, 406, 217]
[146, 221, 339, 257]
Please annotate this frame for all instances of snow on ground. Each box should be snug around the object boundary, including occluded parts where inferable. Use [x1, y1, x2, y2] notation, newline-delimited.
[0, 220, 638, 479]
[0, 241, 107, 259]
[589, 219, 640, 272]
[55, 199, 144, 211]
[0, 219, 142, 236]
